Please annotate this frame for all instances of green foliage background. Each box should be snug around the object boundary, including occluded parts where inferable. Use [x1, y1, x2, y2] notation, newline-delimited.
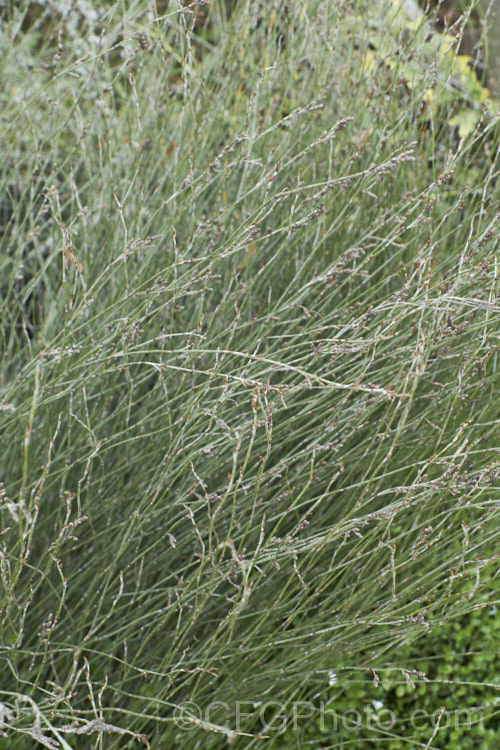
[273, 575, 499, 749]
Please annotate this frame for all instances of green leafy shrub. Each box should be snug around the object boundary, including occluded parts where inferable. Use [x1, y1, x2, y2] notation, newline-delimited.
[272, 568, 499, 749]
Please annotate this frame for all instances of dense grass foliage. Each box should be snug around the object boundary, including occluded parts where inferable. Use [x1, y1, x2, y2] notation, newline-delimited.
[0, 1, 499, 747]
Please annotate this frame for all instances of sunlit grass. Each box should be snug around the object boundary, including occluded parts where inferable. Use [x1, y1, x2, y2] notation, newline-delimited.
[0, 1, 499, 748]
